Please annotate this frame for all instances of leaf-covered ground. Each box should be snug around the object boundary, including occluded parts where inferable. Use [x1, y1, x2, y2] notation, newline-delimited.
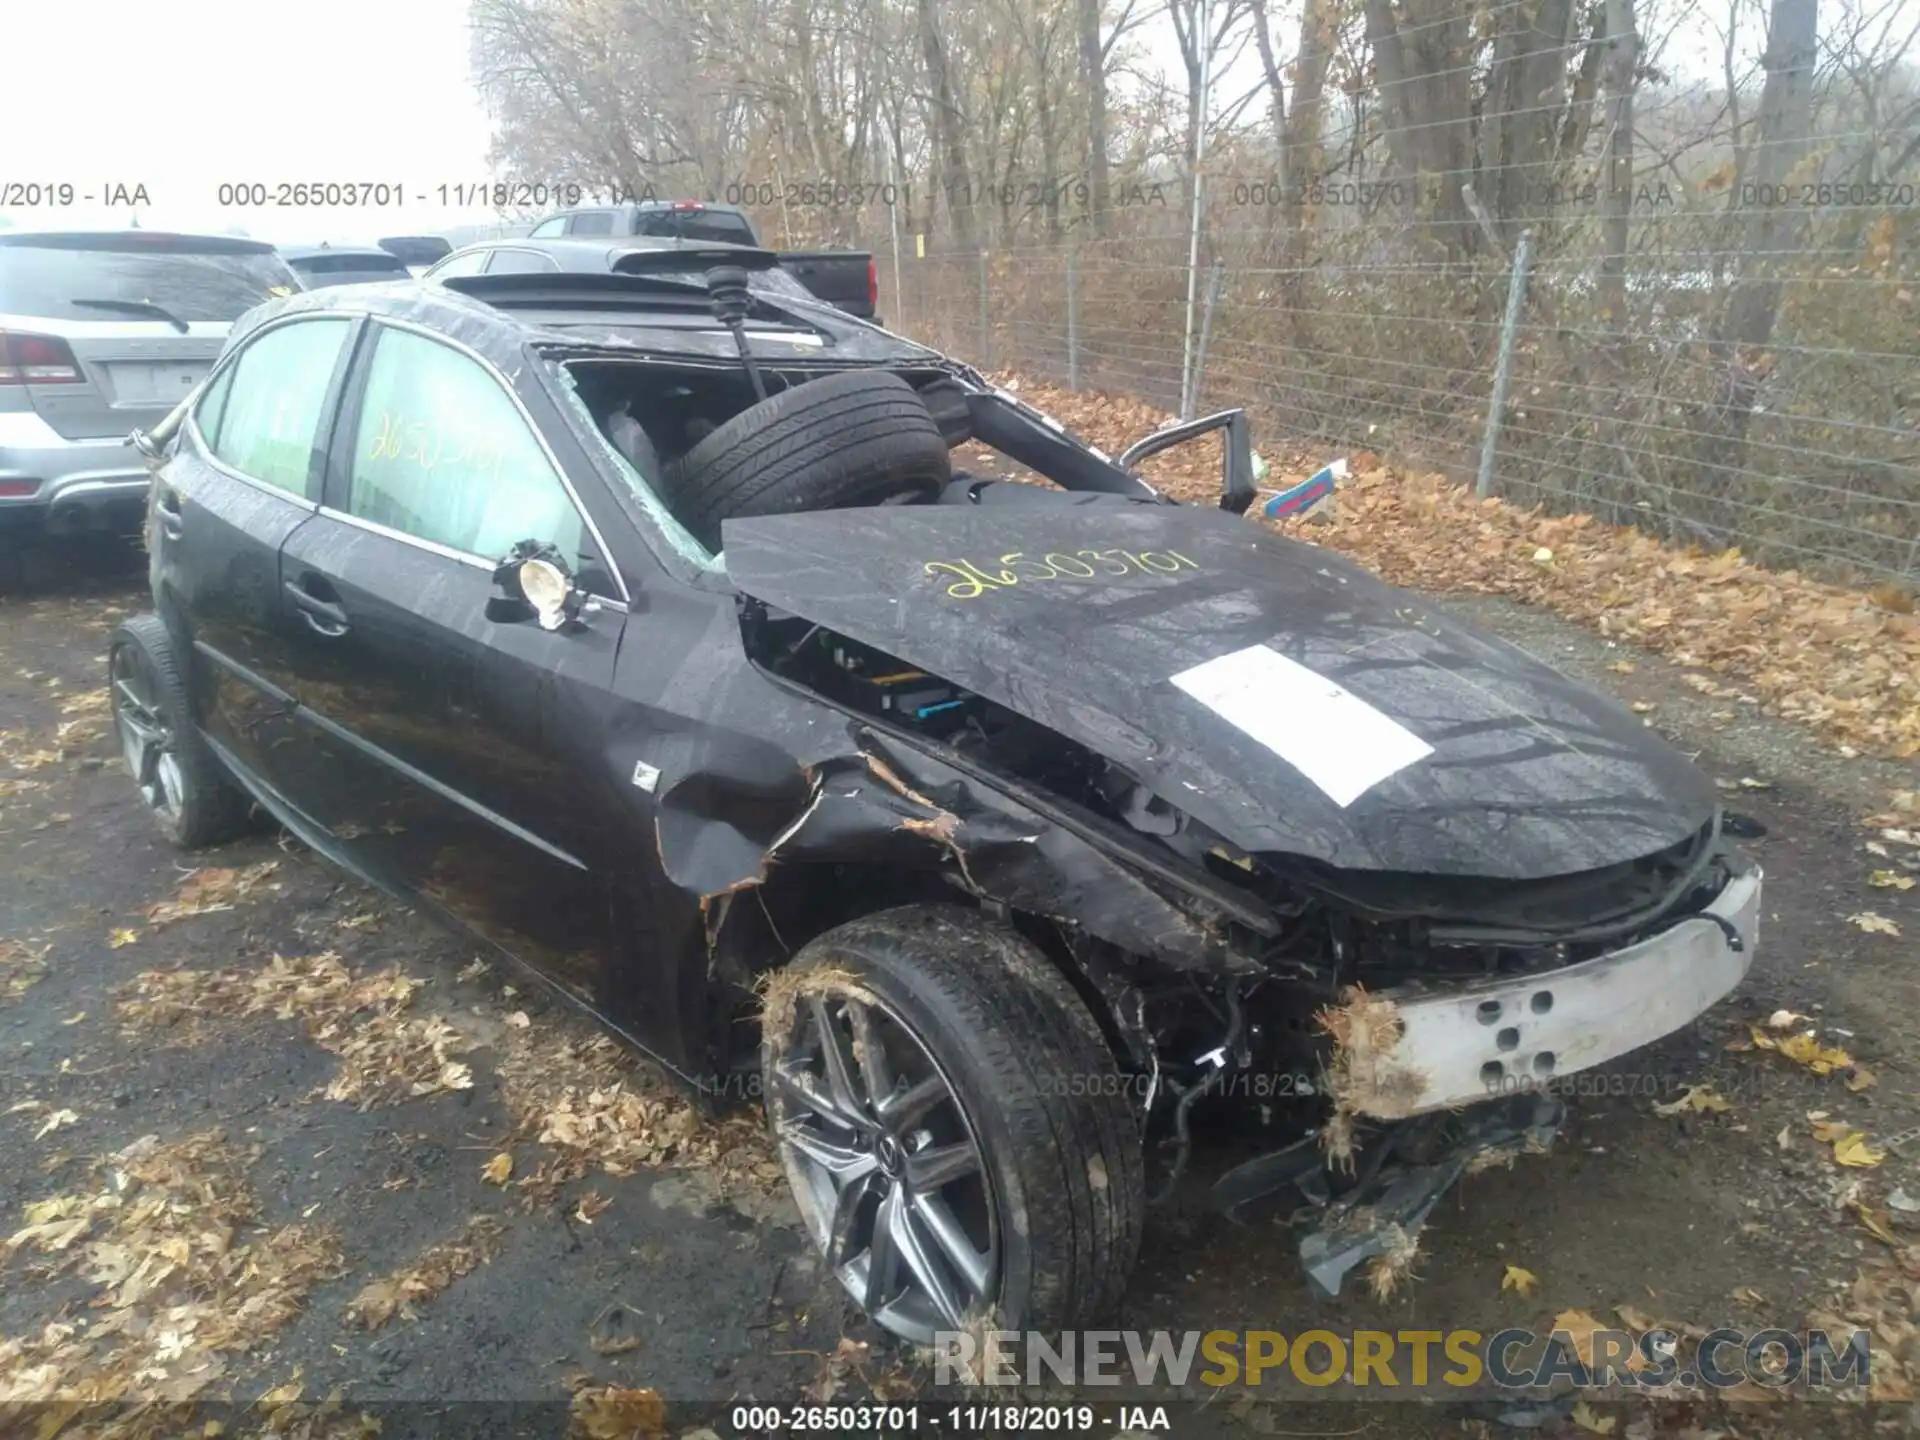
[1, 528, 1915, 1438]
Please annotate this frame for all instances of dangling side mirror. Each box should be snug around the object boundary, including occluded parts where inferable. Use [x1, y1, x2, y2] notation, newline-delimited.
[518, 558, 580, 631]
[128, 381, 202, 472]
[491, 541, 587, 631]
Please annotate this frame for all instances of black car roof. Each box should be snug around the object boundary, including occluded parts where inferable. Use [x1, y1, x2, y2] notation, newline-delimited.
[226, 272, 937, 370]
[0, 229, 277, 254]
[441, 236, 776, 272]
[278, 244, 410, 264]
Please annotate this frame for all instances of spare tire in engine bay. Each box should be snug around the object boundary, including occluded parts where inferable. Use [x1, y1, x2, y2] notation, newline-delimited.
[658, 369, 952, 550]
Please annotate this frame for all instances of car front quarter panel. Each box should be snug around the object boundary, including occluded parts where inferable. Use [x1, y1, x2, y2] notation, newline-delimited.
[632, 711, 1274, 975]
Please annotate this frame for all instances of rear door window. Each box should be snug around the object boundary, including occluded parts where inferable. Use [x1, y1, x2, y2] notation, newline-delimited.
[427, 249, 490, 279]
[346, 325, 585, 562]
[206, 318, 352, 497]
[631, 209, 757, 245]
[484, 249, 561, 274]
[566, 211, 616, 236]
[0, 236, 299, 321]
[287, 253, 412, 285]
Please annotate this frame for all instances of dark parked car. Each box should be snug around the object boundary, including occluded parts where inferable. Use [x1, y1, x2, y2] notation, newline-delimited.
[374, 235, 454, 274]
[0, 230, 300, 568]
[277, 244, 415, 289]
[523, 200, 878, 320]
[424, 236, 832, 312]
[114, 267, 1760, 1341]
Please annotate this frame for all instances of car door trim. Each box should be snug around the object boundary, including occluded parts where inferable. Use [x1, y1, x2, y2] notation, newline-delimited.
[290, 701, 591, 872]
[191, 639, 297, 706]
[182, 311, 367, 509]
[193, 634, 591, 869]
[341, 315, 632, 605]
[302, 504, 628, 612]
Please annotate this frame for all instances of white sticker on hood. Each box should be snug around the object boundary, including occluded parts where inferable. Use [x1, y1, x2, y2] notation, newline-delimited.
[1170, 644, 1433, 808]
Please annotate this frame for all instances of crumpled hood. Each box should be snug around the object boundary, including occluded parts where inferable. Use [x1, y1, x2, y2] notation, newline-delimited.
[724, 503, 1717, 879]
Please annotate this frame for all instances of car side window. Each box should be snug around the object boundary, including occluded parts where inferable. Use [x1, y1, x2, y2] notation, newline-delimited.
[193, 363, 236, 448]
[567, 211, 615, 236]
[528, 217, 567, 238]
[205, 319, 351, 498]
[485, 249, 560, 275]
[347, 326, 585, 563]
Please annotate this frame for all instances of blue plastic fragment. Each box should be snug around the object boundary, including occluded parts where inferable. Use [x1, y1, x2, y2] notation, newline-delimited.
[1262, 458, 1348, 520]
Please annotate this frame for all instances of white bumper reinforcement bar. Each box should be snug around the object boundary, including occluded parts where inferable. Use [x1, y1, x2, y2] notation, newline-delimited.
[1374, 866, 1763, 1115]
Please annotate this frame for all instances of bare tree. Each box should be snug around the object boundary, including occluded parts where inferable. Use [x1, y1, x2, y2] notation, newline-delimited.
[1362, 0, 1479, 255]
[1597, 0, 1637, 328]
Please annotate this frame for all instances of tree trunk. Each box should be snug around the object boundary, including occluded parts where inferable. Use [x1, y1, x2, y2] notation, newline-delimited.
[1720, 0, 1818, 371]
[1597, 0, 1636, 331]
[917, 0, 976, 250]
[1282, 0, 1335, 269]
[1479, 0, 1577, 242]
[1080, 0, 1111, 233]
[1247, 0, 1288, 255]
[1362, 0, 1479, 258]
[1701, 0, 1817, 520]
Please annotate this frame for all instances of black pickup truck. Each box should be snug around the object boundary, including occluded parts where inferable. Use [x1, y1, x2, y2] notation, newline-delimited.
[524, 201, 878, 321]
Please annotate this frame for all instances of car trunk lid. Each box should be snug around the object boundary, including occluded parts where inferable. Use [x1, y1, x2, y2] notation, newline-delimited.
[0, 233, 297, 438]
[724, 502, 1718, 880]
[2, 316, 231, 438]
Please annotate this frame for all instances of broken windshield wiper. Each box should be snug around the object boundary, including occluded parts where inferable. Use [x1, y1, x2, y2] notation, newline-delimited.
[70, 298, 192, 334]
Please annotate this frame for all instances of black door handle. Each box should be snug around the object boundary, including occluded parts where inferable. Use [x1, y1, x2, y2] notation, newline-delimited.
[284, 579, 349, 637]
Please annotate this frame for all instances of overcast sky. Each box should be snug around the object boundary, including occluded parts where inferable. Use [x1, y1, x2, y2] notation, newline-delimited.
[3, 0, 496, 243]
[2, 0, 1767, 246]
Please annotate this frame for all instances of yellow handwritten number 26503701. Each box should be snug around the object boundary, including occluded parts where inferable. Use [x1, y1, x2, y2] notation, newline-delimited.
[924, 549, 1199, 599]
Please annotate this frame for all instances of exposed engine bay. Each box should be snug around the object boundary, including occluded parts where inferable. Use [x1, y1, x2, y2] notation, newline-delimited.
[736, 608, 1752, 1293]
[565, 347, 1755, 1303]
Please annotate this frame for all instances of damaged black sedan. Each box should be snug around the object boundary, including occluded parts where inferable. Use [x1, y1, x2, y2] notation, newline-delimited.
[116, 252, 1761, 1343]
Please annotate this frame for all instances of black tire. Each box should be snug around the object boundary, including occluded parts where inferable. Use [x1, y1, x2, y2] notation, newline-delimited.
[762, 904, 1145, 1341]
[109, 614, 253, 849]
[661, 370, 950, 550]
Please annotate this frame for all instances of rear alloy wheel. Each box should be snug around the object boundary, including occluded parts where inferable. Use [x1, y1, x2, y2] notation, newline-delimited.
[110, 615, 251, 849]
[763, 905, 1144, 1343]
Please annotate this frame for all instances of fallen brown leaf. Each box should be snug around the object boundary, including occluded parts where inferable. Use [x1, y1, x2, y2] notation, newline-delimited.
[345, 1215, 505, 1330]
[1501, 1264, 1538, 1297]
[569, 1385, 667, 1440]
[144, 861, 279, 927]
[1653, 1084, 1731, 1116]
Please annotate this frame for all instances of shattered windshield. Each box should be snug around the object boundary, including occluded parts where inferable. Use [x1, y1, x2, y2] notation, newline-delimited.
[550, 364, 723, 573]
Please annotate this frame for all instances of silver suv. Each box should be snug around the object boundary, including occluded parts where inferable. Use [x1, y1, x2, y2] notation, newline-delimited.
[0, 231, 302, 560]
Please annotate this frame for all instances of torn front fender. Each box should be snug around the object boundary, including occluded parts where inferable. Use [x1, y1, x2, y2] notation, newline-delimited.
[651, 720, 1277, 972]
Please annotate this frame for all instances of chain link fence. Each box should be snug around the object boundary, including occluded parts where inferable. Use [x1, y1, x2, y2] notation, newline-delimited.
[860, 195, 1919, 588]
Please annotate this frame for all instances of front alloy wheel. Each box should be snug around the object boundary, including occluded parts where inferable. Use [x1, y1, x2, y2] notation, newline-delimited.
[770, 988, 997, 1343]
[761, 907, 1146, 1344]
